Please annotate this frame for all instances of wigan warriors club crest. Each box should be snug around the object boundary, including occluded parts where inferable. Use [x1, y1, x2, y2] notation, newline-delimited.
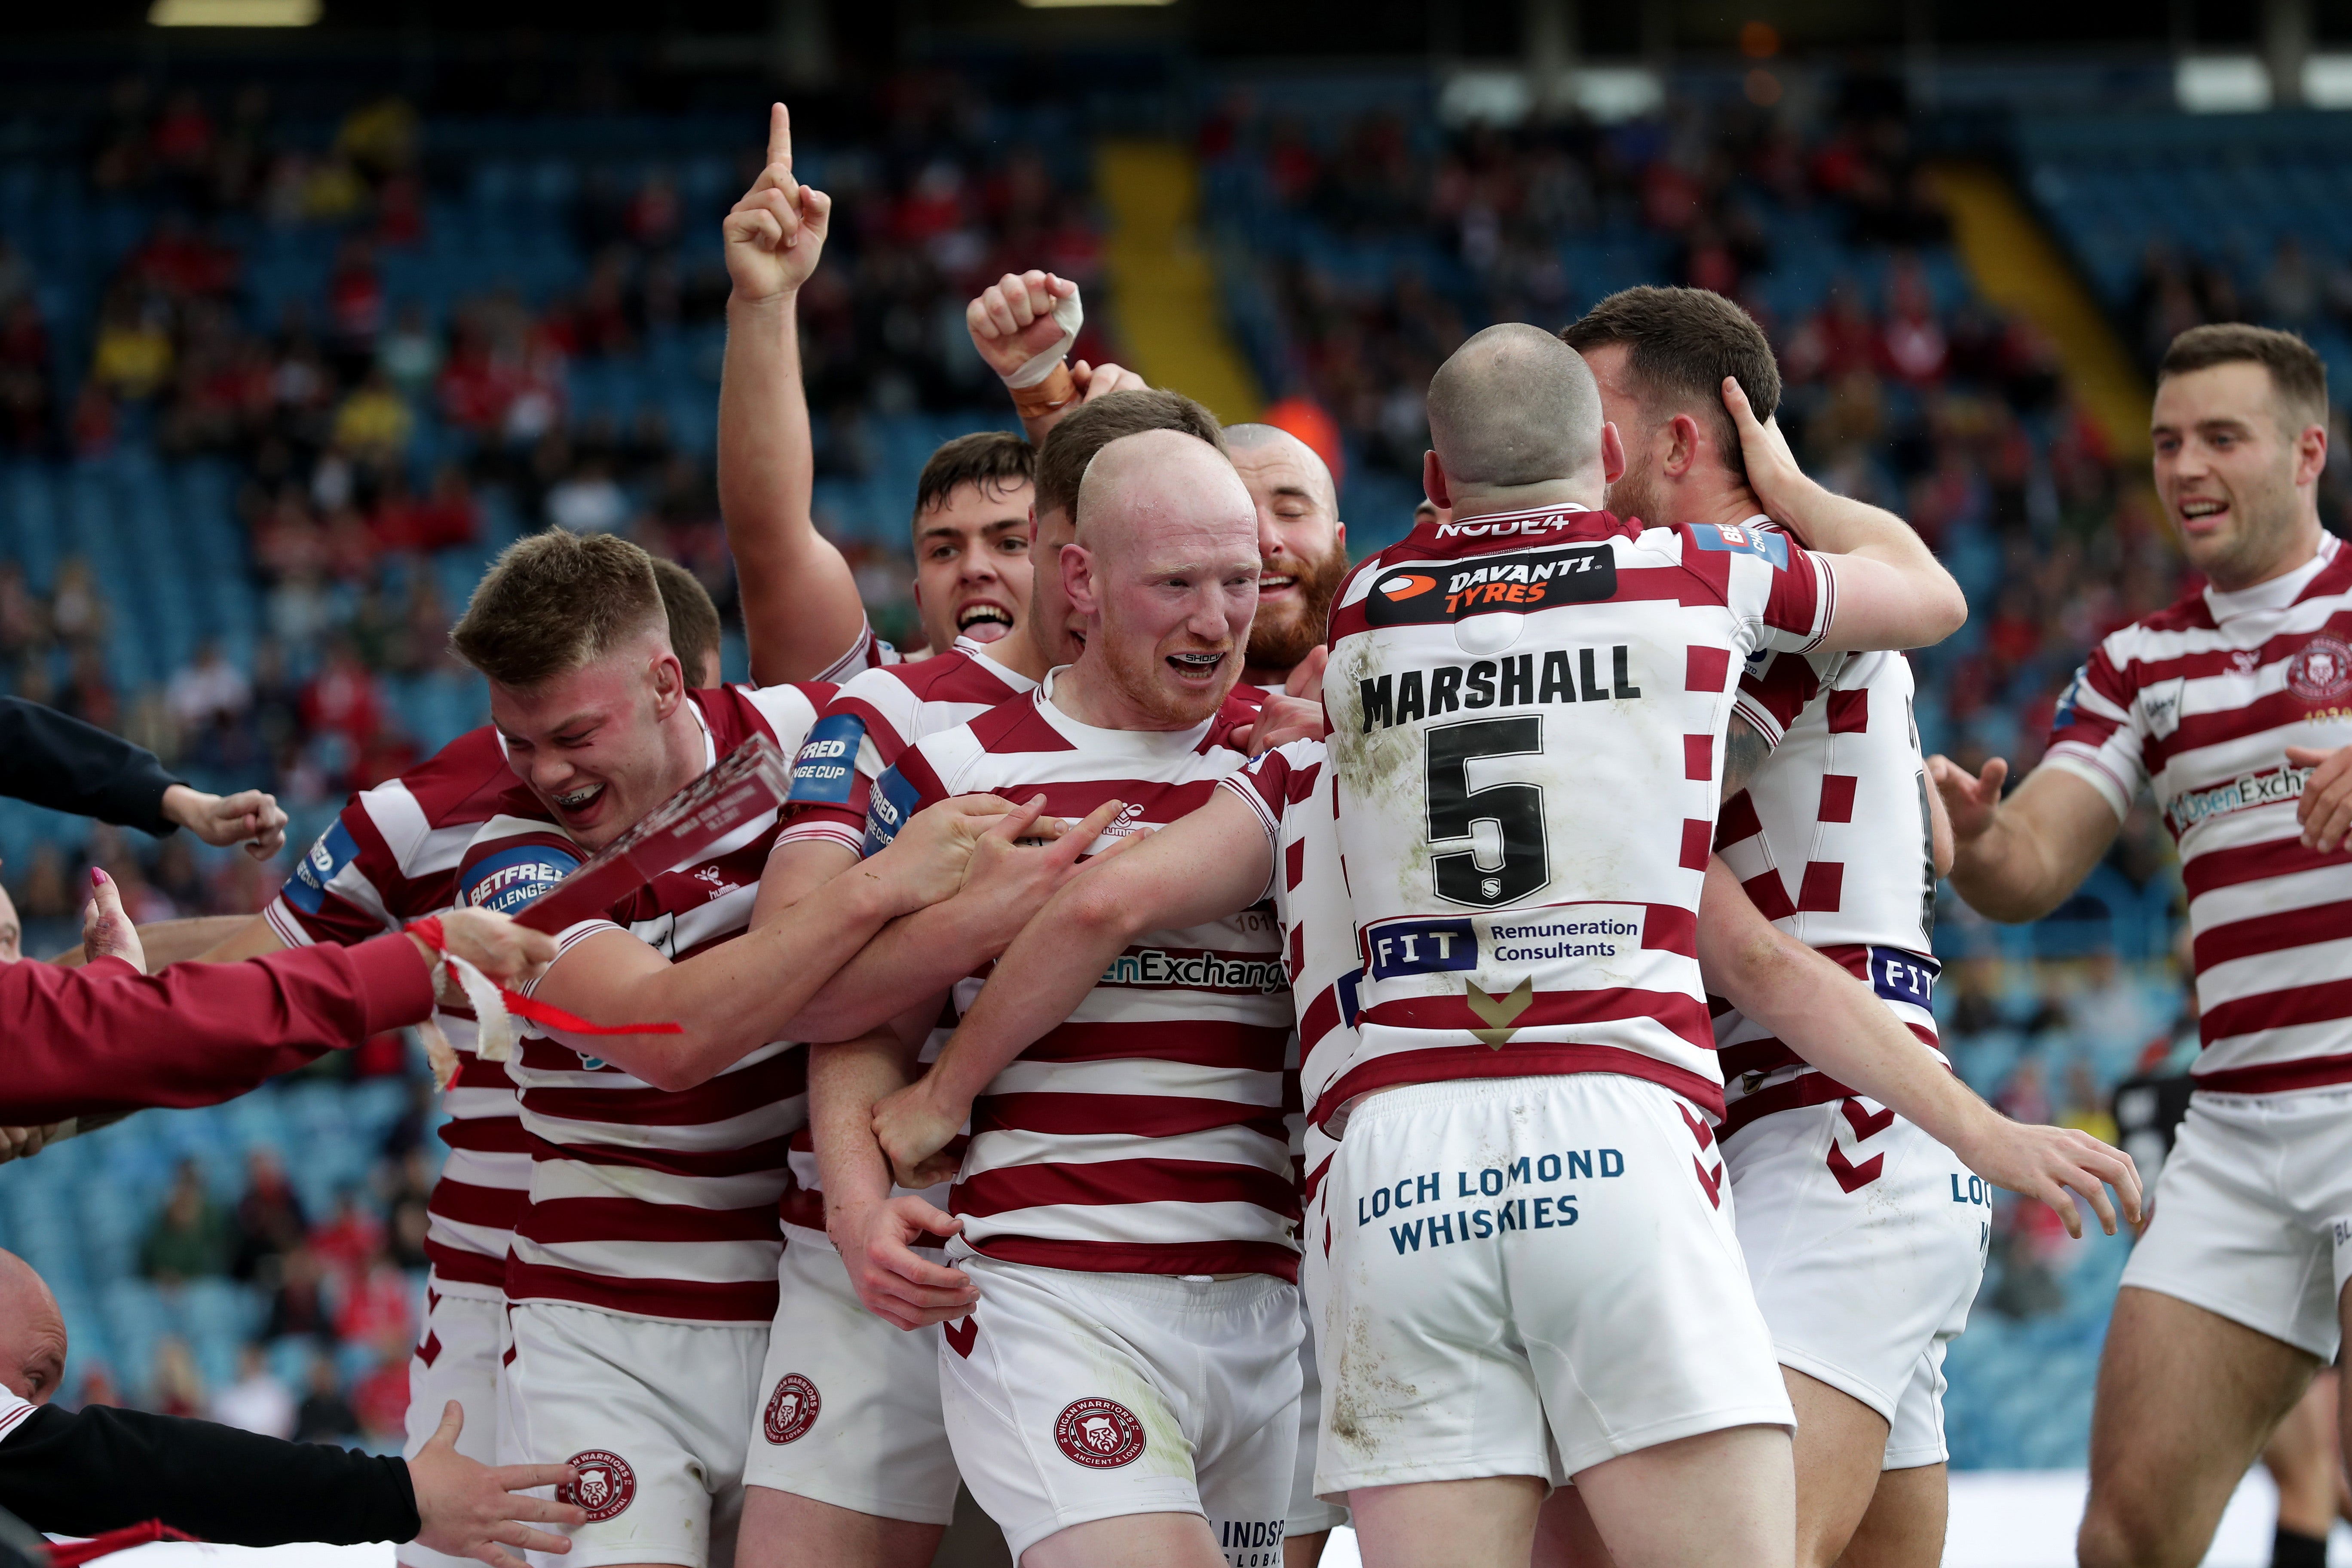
[2287, 634, 2352, 702]
[558, 1450, 636, 1521]
[763, 1373, 821, 1444]
[1053, 1397, 1147, 1469]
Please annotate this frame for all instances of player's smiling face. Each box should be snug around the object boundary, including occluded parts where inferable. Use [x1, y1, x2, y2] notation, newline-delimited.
[1231, 440, 1348, 676]
[911, 478, 1035, 655]
[490, 630, 687, 851]
[2152, 360, 2325, 591]
[1071, 507, 1260, 729]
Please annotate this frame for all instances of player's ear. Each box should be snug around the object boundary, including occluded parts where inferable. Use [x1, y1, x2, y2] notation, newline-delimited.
[1061, 542, 1098, 616]
[1421, 450, 1451, 509]
[1664, 413, 1703, 478]
[1600, 421, 1627, 486]
[649, 649, 684, 718]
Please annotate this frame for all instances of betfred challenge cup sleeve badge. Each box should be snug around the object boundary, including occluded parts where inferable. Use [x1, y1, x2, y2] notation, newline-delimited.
[558, 1450, 636, 1521]
[1054, 1397, 1146, 1469]
[763, 1373, 821, 1445]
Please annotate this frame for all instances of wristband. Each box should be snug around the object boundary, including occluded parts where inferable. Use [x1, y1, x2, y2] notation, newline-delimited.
[407, 915, 683, 1089]
[1008, 362, 1077, 419]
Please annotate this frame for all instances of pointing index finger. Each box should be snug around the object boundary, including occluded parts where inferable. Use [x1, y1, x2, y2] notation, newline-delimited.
[768, 103, 792, 174]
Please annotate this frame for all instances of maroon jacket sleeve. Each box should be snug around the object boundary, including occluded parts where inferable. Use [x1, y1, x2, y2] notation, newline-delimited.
[3, 934, 436, 1124]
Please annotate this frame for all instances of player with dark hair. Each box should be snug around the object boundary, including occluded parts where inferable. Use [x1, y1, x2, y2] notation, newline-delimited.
[1543, 285, 1994, 1568]
[1935, 321, 2352, 1568]
[651, 557, 725, 689]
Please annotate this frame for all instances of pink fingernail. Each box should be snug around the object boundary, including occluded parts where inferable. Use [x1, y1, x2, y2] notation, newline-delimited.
[90, 867, 107, 887]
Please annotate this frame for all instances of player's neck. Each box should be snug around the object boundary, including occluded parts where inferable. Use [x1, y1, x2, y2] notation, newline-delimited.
[981, 621, 1053, 681]
[1446, 478, 1604, 519]
[1680, 475, 1767, 528]
[2205, 512, 2325, 594]
[654, 697, 710, 798]
[1051, 652, 1202, 733]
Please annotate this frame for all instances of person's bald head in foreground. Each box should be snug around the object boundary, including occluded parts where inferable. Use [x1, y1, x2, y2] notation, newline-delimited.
[0, 1248, 68, 1403]
[1423, 322, 1622, 516]
[1064, 427, 1261, 729]
[1224, 423, 1348, 678]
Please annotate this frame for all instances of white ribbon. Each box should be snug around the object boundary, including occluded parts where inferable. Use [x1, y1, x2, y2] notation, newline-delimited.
[416, 952, 518, 1090]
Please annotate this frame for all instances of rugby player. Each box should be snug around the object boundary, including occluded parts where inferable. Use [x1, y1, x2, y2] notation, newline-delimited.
[870, 429, 1302, 1568]
[1543, 285, 1983, 1568]
[426, 530, 1018, 1568]
[1933, 322, 2352, 1568]
[734, 389, 1232, 1568]
[892, 326, 2133, 1568]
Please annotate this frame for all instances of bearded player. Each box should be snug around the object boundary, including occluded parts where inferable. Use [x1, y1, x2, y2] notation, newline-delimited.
[869, 429, 1301, 1568]
[1936, 323, 2352, 1568]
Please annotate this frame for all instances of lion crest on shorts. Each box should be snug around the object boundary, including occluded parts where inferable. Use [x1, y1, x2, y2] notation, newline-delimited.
[557, 1449, 636, 1521]
[1053, 1397, 1146, 1469]
[763, 1373, 821, 1444]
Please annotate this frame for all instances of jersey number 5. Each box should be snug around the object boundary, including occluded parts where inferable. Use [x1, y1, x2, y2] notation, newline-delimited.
[1427, 716, 1550, 907]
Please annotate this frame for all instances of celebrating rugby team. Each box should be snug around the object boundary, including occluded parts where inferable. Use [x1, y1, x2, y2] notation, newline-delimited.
[169, 98, 2352, 1568]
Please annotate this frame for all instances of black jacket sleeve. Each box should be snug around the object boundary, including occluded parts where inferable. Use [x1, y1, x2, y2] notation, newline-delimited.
[0, 1404, 420, 1547]
[0, 698, 181, 836]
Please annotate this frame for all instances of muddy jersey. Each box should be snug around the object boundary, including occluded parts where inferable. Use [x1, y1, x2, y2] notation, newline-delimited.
[1310, 504, 1835, 1128]
[865, 675, 1298, 1280]
[778, 636, 1035, 857]
[2043, 533, 2352, 1093]
[1714, 605, 1943, 1134]
[456, 683, 827, 1325]
[267, 726, 542, 1295]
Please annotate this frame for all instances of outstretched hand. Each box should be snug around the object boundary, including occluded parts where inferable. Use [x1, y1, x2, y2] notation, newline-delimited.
[2286, 744, 2352, 852]
[1926, 753, 2009, 849]
[162, 783, 286, 859]
[1952, 1115, 2143, 1240]
[409, 1403, 587, 1568]
[724, 103, 833, 305]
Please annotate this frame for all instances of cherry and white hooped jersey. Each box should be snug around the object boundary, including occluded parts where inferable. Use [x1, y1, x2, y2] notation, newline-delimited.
[778, 636, 1036, 857]
[1713, 631, 1944, 1133]
[456, 682, 828, 1326]
[2043, 534, 2352, 1094]
[811, 615, 903, 683]
[266, 726, 545, 1295]
[1222, 738, 1357, 1203]
[864, 674, 1300, 1280]
[1311, 504, 1836, 1128]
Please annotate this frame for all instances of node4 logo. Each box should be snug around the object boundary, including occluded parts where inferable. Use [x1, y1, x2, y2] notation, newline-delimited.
[1054, 1397, 1146, 1469]
[558, 1450, 636, 1521]
[763, 1374, 820, 1445]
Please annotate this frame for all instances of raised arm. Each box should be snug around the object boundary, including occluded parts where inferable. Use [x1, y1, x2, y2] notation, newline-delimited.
[1722, 379, 1968, 652]
[1928, 754, 2122, 922]
[1700, 856, 2141, 1237]
[717, 102, 865, 685]
[870, 785, 1275, 1186]
[965, 271, 1148, 447]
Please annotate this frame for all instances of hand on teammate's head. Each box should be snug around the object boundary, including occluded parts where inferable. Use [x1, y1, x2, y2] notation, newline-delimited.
[722, 102, 833, 306]
[1070, 360, 1148, 402]
[431, 909, 558, 990]
[1720, 375, 1811, 534]
[409, 1402, 587, 1568]
[81, 867, 146, 973]
[966, 270, 1078, 382]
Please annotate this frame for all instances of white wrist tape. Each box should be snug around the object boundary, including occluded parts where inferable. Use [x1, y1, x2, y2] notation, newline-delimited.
[1003, 287, 1084, 390]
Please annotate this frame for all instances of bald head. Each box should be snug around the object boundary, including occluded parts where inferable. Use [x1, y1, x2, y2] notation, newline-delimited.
[1225, 423, 1338, 516]
[1075, 427, 1256, 556]
[1427, 324, 1605, 488]
[0, 1248, 66, 1403]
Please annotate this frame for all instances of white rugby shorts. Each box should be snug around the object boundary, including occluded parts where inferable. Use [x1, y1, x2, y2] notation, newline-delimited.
[501, 1300, 768, 1568]
[399, 1279, 505, 1568]
[1725, 1099, 1988, 1469]
[1302, 1072, 1793, 1496]
[741, 1234, 959, 1524]
[2122, 1085, 2352, 1360]
[1286, 1298, 1349, 1538]
[940, 1257, 1302, 1563]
